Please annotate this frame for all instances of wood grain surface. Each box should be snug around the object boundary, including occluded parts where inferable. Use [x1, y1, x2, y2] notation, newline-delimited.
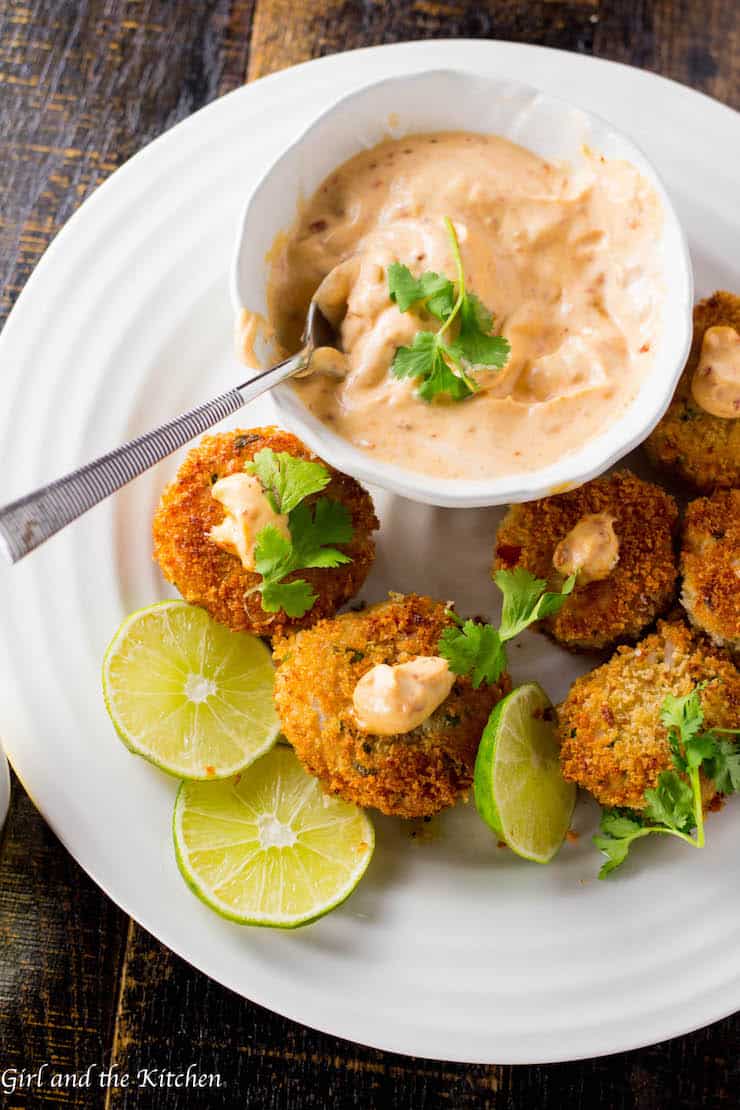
[0, 1, 738, 1106]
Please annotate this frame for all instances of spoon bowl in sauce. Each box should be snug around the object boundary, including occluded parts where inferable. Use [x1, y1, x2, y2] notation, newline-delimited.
[231, 69, 693, 508]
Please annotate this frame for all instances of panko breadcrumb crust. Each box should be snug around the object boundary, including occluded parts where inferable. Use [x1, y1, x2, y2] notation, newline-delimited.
[558, 621, 740, 810]
[273, 594, 510, 818]
[152, 427, 378, 637]
[493, 470, 679, 652]
[681, 488, 740, 654]
[645, 291, 740, 491]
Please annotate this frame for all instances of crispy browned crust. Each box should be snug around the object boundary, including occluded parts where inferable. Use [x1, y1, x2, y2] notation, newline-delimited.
[645, 291, 740, 492]
[681, 488, 740, 653]
[557, 620, 740, 809]
[152, 427, 378, 637]
[273, 594, 510, 818]
[493, 470, 679, 651]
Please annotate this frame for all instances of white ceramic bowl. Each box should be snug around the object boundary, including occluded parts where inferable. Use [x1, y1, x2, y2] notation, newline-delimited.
[231, 69, 693, 508]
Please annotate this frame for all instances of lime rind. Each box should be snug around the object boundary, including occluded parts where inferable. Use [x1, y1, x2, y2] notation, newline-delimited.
[102, 600, 280, 780]
[474, 682, 576, 864]
[173, 746, 375, 928]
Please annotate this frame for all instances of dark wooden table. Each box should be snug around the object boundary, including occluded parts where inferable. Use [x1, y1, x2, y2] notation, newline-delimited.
[0, 2, 738, 1106]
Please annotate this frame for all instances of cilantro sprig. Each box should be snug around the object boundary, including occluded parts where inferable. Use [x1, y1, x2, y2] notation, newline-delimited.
[388, 218, 510, 402]
[244, 449, 353, 618]
[594, 687, 740, 878]
[495, 567, 577, 641]
[438, 569, 575, 688]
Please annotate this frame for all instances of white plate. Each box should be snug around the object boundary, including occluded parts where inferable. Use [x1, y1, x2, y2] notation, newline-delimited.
[0, 40, 738, 1065]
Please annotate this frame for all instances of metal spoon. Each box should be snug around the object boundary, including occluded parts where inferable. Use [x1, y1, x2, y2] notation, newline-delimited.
[0, 302, 336, 564]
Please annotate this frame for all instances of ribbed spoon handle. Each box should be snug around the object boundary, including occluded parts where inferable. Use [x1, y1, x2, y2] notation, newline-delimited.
[0, 351, 306, 563]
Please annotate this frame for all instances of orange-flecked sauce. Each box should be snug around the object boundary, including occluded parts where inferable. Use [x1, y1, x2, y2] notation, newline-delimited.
[266, 131, 664, 480]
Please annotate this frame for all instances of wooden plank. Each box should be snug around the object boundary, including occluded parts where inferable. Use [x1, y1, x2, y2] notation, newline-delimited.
[247, 0, 602, 81]
[0, 774, 129, 1108]
[247, 0, 739, 110]
[106, 920, 740, 1108]
[0, 0, 256, 325]
[593, 0, 740, 109]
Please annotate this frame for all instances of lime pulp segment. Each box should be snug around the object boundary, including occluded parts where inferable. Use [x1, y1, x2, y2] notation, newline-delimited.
[174, 745, 375, 927]
[474, 683, 576, 864]
[103, 600, 279, 779]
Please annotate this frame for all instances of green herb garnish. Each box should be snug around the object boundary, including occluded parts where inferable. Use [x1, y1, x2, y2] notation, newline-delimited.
[438, 569, 575, 688]
[246, 448, 332, 513]
[245, 449, 353, 618]
[388, 218, 510, 402]
[594, 687, 740, 878]
[495, 567, 577, 641]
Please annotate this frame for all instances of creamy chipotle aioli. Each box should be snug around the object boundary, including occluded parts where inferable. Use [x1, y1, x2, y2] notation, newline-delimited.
[209, 473, 290, 570]
[691, 326, 740, 419]
[353, 656, 455, 735]
[552, 512, 619, 584]
[265, 131, 664, 480]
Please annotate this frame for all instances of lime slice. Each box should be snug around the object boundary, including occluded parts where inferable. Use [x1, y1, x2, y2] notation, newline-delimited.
[474, 683, 576, 863]
[103, 601, 279, 779]
[173, 746, 374, 927]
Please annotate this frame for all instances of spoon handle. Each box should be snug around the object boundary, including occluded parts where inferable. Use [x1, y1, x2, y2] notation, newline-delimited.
[0, 350, 307, 564]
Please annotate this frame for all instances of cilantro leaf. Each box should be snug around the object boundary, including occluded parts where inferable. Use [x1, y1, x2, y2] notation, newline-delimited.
[451, 293, 511, 369]
[252, 523, 294, 582]
[438, 620, 506, 689]
[600, 809, 645, 839]
[592, 808, 649, 877]
[261, 579, 318, 617]
[435, 568, 575, 688]
[387, 263, 423, 312]
[704, 736, 740, 795]
[289, 498, 353, 559]
[245, 451, 355, 618]
[391, 331, 439, 381]
[684, 732, 718, 770]
[593, 802, 701, 879]
[388, 264, 455, 319]
[418, 344, 474, 402]
[391, 332, 473, 402]
[245, 448, 330, 513]
[593, 833, 635, 877]
[494, 568, 576, 642]
[252, 498, 353, 618]
[643, 771, 695, 834]
[426, 284, 458, 322]
[660, 689, 705, 746]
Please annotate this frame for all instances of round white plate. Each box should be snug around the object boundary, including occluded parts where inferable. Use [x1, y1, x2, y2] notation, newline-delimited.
[0, 40, 738, 1065]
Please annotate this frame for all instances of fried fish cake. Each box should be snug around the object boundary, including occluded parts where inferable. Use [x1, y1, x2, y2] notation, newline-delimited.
[273, 594, 510, 818]
[645, 291, 740, 492]
[153, 427, 378, 637]
[557, 620, 740, 810]
[493, 471, 679, 652]
[681, 488, 740, 654]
